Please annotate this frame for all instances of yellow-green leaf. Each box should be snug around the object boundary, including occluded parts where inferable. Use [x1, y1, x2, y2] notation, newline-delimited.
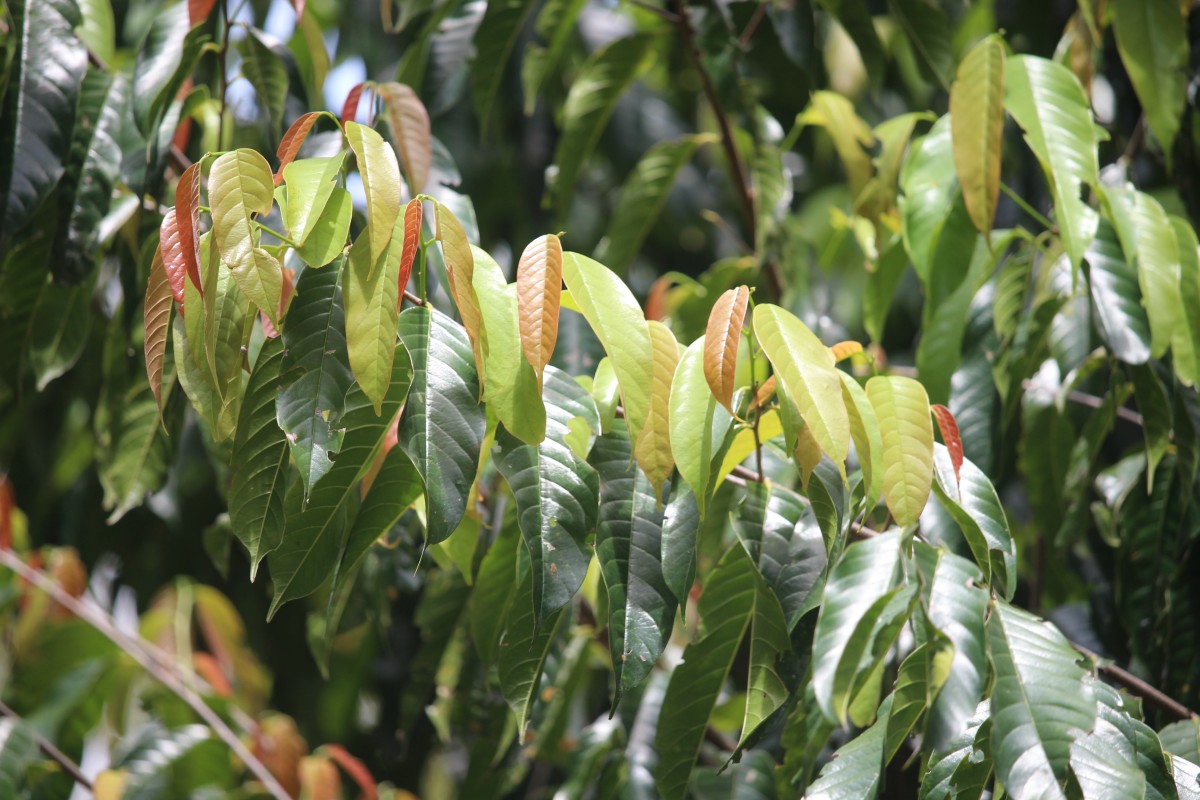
[344, 216, 404, 413]
[209, 148, 282, 324]
[703, 285, 749, 414]
[345, 120, 402, 266]
[950, 35, 1005, 237]
[635, 320, 679, 497]
[435, 201, 485, 381]
[515, 233, 562, 388]
[797, 91, 875, 196]
[867, 375, 934, 525]
[1113, 0, 1188, 160]
[751, 304, 849, 463]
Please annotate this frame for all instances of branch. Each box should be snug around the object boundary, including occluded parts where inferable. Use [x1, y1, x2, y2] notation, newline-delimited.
[0, 699, 91, 790]
[402, 289, 426, 307]
[0, 549, 294, 800]
[1072, 641, 1198, 722]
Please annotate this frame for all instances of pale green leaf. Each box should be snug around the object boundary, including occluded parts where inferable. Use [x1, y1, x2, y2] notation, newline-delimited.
[345, 120, 402, 265]
[867, 375, 934, 525]
[950, 35, 1005, 237]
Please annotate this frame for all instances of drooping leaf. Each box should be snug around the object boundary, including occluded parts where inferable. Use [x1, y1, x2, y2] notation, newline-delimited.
[704, 286, 749, 414]
[1129, 363, 1172, 488]
[950, 35, 1004, 237]
[0, 0, 86, 242]
[839, 372, 883, 510]
[498, 561, 567, 742]
[209, 148, 283, 323]
[670, 337, 733, 518]
[175, 162, 203, 295]
[378, 81, 432, 194]
[159, 209, 189, 307]
[1170, 217, 1200, 387]
[470, 520, 520, 665]
[340, 81, 366, 127]
[397, 306, 487, 544]
[229, 337, 288, 579]
[333, 445, 422, 594]
[547, 34, 656, 214]
[1085, 217, 1152, 365]
[812, 0, 885, 84]
[661, 481, 700, 614]
[345, 120, 402, 265]
[898, 116, 956, 282]
[634, 321, 679, 497]
[797, 91, 875, 197]
[1160, 719, 1200, 765]
[1004, 55, 1099, 268]
[99, 367, 173, 523]
[345, 215, 404, 414]
[267, 344, 413, 617]
[986, 601, 1097, 800]
[435, 200, 485, 377]
[238, 27, 288, 138]
[919, 704, 993, 800]
[132, 4, 205, 136]
[930, 404, 963, 484]
[1070, 680, 1178, 800]
[144, 247, 173, 414]
[753, 304, 849, 463]
[495, 366, 598, 622]
[27, 266, 93, 391]
[805, 694, 896, 800]
[0, 718, 37, 798]
[514, 233, 564, 390]
[868, 375, 934, 526]
[469, 0, 537, 134]
[593, 135, 710, 274]
[276, 258, 355, 499]
[1113, 0, 1188, 159]
[887, 636, 954, 761]
[561, 252, 653, 439]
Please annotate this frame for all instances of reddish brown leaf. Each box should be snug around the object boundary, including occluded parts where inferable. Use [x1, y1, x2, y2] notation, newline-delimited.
[292, 0, 307, 18]
[752, 375, 777, 409]
[397, 198, 422, 308]
[188, 0, 217, 27]
[0, 476, 14, 551]
[341, 82, 368, 127]
[192, 652, 233, 698]
[144, 246, 173, 414]
[515, 233, 563, 386]
[703, 285, 750, 413]
[175, 162, 204, 295]
[644, 274, 673, 321]
[829, 340, 863, 362]
[159, 210, 188, 307]
[931, 403, 963, 485]
[274, 112, 323, 183]
[377, 81, 432, 193]
[322, 744, 378, 800]
[300, 756, 341, 800]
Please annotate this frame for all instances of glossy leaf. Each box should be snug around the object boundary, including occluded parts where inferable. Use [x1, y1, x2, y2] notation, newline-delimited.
[704, 286, 749, 414]
[930, 404, 963, 484]
[397, 307, 487, 544]
[275, 111, 326, 180]
[276, 258, 355, 499]
[143, 247, 172, 414]
[345, 221, 404, 413]
[1070, 680, 1178, 800]
[398, 198, 422, 303]
[1107, 187, 1181, 360]
[100, 368, 172, 523]
[283, 154, 344, 249]
[27, 270, 91, 391]
[470, 521, 520, 665]
[753, 304, 849, 462]
[209, 148, 282, 323]
[634, 321, 679, 496]
[1086, 218, 1152, 364]
[435, 201, 485, 377]
[238, 27, 288, 138]
[1171, 218, 1200, 387]
[1004, 55, 1099, 268]
[132, 4, 205, 136]
[950, 35, 1005, 237]
[805, 694, 895, 800]
[919, 705, 993, 800]
[840, 373, 883, 510]
[1113, 0, 1188, 158]
[515, 233, 563, 388]
[345, 121, 402, 265]
[986, 601, 1097, 800]
[888, 0, 952, 88]
[296, 188, 352, 268]
[671, 337, 733, 518]
[160, 209, 189, 307]
[378, 81, 432, 193]
[469, 0, 537, 134]
[334, 446, 422, 594]
[498, 565, 566, 741]
[899, 117, 956, 282]
[661, 482, 700, 613]
[868, 376, 934, 526]
[175, 162, 203, 295]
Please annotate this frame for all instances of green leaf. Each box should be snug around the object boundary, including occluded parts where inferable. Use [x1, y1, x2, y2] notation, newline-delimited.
[1004, 55, 1099, 268]
[547, 34, 656, 214]
[811, 529, 907, 725]
[276, 257, 355, 499]
[1160, 719, 1200, 765]
[1070, 680, 1178, 800]
[812, 0, 885, 85]
[1085, 218, 1152, 364]
[268, 343, 413, 617]
[986, 601, 1097, 799]
[930, 443, 1015, 598]
[99, 368, 173, 523]
[469, 0, 537, 134]
[899, 116, 956, 282]
[840, 372, 883, 511]
[496, 366, 600, 623]
[887, 638, 954, 761]
[76, 0, 115, 65]
[284, 154, 344, 249]
[798, 91, 875, 196]
[27, 270, 92, 390]
[520, 0, 587, 114]
[805, 694, 896, 800]
[345, 217, 404, 414]
[333, 445, 422, 593]
[209, 148, 282, 323]
[867, 376, 934, 526]
[470, 521, 520, 664]
[888, 0, 952, 89]
[1113, 0, 1188, 158]
[53, 69, 126, 283]
[0, 718, 37, 796]
[635, 320, 679, 496]
[474, 245, 546, 445]
[498, 557, 567, 741]
[561, 252, 653, 439]
[753, 304, 849, 463]
[397, 306, 487, 544]
[864, 238, 909, 344]
[1129, 363, 1171, 488]
[1170, 217, 1200, 388]
[1105, 187, 1182, 359]
[131, 3, 206, 136]
[670, 337, 734, 518]
[238, 27, 288, 139]
[593, 135, 709, 274]
[0, 0, 86, 241]
[591, 419, 674, 701]
[229, 337, 288, 581]
[919, 704, 992, 800]
[345, 120, 402, 265]
[950, 35, 1005, 238]
[296, 187, 352, 268]
[661, 481, 700, 613]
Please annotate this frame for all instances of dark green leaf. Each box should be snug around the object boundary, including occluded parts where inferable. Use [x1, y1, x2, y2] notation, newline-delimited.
[498, 556, 567, 741]
[238, 28, 288, 139]
[805, 694, 895, 799]
[1085, 218, 1152, 365]
[132, 4, 206, 136]
[469, 0, 537, 134]
[1113, 0, 1188, 158]
[888, 0, 952, 89]
[919, 704, 992, 800]
[661, 481, 700, 614]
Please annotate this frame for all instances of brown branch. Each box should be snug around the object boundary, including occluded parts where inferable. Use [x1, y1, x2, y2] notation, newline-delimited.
[0, 699, 91, 790]
[0, 549, 294, 800]
[402, 289, 426, 307]
[1072, 641, 1198, 722]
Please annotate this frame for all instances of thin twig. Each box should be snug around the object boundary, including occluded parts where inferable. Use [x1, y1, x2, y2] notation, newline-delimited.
[0, 549, 294, 800]
[1122, 115, 1147, 164]
[737, 3, 767, 49]
[1073, 641, 1198, 721]
[0, 699, 92, 790]
[402, 289, 425, 307]
[1000, 182, 1056, 232]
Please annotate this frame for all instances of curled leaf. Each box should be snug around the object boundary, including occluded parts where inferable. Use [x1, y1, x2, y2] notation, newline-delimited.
[930, 403, 963, 485]
[829, 340, 863, 362]
[703, 285, 749, 413]
[378, 81, 432, 194]
[516, 233, 563, 386]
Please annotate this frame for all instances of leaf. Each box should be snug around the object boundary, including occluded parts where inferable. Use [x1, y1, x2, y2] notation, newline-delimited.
[591, 419, 674, 701]
[378, 81, 432, 193]
[805, 694, 895, 800]
[470, 521, 520, 664]
[811, 530, 909, 725]
[1129, 363, 1171, 488]
[0, 0, 86, 241]
[889, 0, 952, 87]
[469, 0, 537, 134]
[661, 482, 701, 613]
[1160, 719, 1200, 765]
[27, 266, 92, 390]
[634, 320, 679, 497]
[671, 337, 734, 518]
[267, 343, 413, 617]
[867, 375, 934, 526]
[516, 233, 563, 387]
[295, 188, 352, 268]
[229, 337, 288, 580]
[333, 445, 422, 593]
[276, 112, 329, 180]
[498, 563, 566, 741]
[276, 258, 356, 499]
[435, 200, 485, 377]
[753, 304, 849, 462]
[798, 91, 875, 196]
[1085, 217, 1152, 364]
[397, 307, 487, 544]
[813, 0, 884, 84]
[495, 366, 598, 622]
[345, 215, 404, 414]
[930, 404, 963, 484]
[160, 208, 189, 307]
[986, 601, 1097, 800]
[132, 4, 205, 136]
[238, 27, 288, 138]
[593, 135, 709, 274]
[1070, 680, 1178, 800]
[189, 0, 216, 26]
[339, 80, 366, 126]
[100, 370, 173, 523]
[1106, 187, 1182, 359]
[561, 252, 653, 439]
[887, 638, 953, 760]
[1004, 55, 1099, 268]
[283, 155, 344, 248]
[547, 34, 656, 214]
[950, 35, 1005, 237]
[399, 198, 422, 302]
[175, 162, 203, 296]
[919, 704, 993, 800]
[345, 120, 402, 266]
[209, 148, 282, 323]
[704, 286, 749, 414]
[520, 0, 588, 114]
[898, 116, 956, 282]
[1170, 217, 1200, 387]
[840, 372, 883, 510]
[143, 247, 173, 414]
[1113, 0, 1188, 158]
